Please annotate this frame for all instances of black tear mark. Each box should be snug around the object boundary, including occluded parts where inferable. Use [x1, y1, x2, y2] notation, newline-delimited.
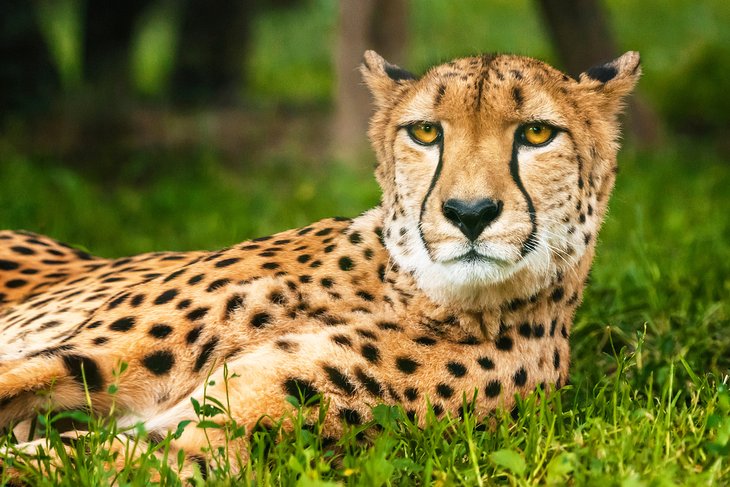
[417, 136, 445, 258]
[510, 130, 538, 256]
[585, 64, 618, 83]
[62, 354, 103, 392]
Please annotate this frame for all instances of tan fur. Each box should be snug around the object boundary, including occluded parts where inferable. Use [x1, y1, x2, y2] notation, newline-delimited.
[0, 50, 640, 474]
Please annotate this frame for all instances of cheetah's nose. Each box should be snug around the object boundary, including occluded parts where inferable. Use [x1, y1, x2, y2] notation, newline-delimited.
[442, 198, 503, 241]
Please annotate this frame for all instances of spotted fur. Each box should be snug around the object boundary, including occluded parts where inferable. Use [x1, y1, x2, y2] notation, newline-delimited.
[0, 50, 640, 474]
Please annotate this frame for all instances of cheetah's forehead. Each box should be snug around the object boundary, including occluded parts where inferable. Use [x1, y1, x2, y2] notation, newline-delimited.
[398, 54, 576, 127]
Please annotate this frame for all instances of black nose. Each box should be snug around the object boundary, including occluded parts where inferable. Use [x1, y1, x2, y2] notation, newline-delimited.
[442, 198, 503, 241]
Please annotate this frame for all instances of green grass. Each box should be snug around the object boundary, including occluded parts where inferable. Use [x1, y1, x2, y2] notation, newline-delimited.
[1, 139, 729, 485]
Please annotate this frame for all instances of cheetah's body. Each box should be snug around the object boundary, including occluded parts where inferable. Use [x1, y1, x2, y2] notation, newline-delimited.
[0, 50, 640, 472]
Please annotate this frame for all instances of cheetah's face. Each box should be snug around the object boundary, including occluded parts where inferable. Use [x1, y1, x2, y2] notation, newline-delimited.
[362, 51, 640, 308]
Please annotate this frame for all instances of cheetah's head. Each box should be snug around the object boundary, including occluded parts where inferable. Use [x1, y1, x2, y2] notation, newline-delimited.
[362, 51, 640, 309]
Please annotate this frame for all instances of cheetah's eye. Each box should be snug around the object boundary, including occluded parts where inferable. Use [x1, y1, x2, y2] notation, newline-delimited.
[407, 122, 442, 146]
[519, 123, 556, 147]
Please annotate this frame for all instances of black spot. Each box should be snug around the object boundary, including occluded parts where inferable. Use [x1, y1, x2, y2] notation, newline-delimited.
[149, 324, 173, 339]
[339, 408, 362, 425]
[414, 336, 437, 346]
[477, 356, 495, 370]
[6, 279, 27, 288]
[186, 307, 209, 321]
[215, 258, 240, 268]
[357, 290, 375, 302]
[193, 336, 219, 372]
[298, 275, 312, 284]
[143, 350, 175, 375]
[356, 329, 377, 340]
[262, 262, 279, 270]
[338, 257, 354, 271]
[62, 354, 103, 392]
[225, 294, 245, 317]
[551, 287, 565, 302]
[584, 233, 592, 245]
[361, 343, 380, 363]
[395, 357, 419, 374]
[512, 86, 523, 107]
[87, 321, 103, 329]
[110, 317, 135, 332]
[0, 260, 19, 271]
[130, 294, 145, 307]
[495, 335, 513, 351]
[355, 368, 383, 397]
[331, 334, 352, 347]
[276, 340, 297, 352]
[579, 213, 586, 223]
[207, 279, 230, 292]
[534, 323, 545, 338]
[404, 387, 419, 401]
[163, 269, 186, 283]
[186, 325, 203, 344]
[377, 264, 386, 282]
[553, 349, 561, 369]
[432, 403, 444, 417]
[11, 246, 35, 255]
[107, 293, 129, 310]
[320, 277, 334, 288]
[251, 312, 272, 328]
[324, 245, 336, 253]
[283, 378, 320, 404]
[92, 337, 108, 345]
[518, 323, 532, 338]
[446, 362, 467, 378]
[458, 335, 481, 345]
[348, 232, 362, 245]
[177, 299, 192, 310]
[297, 254, 311, 263]
[434, 83, 446, 105]
[549, 319, 557, 337]
[315, 228, 332, 237]
[188, 274, 205, 285]
[436, 383, 454, 399]
[154, 289, 179, 305]
[585, 63, 618, 82]
[269, 291, 287, 305]
[259, 251, 276, 257]
[485, 380, 501, 398]
[363, 248, 374, 260]
[296, 227, 313, 236]
[514, 367, 528, 387]
[324, 366, 356, 395]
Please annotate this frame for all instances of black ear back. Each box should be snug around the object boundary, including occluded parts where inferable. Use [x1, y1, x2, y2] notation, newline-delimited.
[585, 63, 618, 83]
[384, 64, 416, 81]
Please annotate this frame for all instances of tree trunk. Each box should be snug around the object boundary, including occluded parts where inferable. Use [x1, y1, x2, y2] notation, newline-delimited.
[331, 0, 408, 162]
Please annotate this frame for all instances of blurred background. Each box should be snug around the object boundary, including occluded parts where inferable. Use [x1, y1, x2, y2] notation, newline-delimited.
[0, 0, 728, 256]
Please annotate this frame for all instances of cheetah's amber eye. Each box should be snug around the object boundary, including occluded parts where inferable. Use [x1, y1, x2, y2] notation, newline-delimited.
[520, 123, 556, 147]
[407, 122, 442, 145]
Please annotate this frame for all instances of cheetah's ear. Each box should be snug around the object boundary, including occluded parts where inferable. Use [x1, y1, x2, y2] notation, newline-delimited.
[361, 50, 416, 108]
[579, 51, 641, 108]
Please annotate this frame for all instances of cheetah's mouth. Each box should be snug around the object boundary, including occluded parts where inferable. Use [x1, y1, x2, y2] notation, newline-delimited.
[453, 249, 510, 266]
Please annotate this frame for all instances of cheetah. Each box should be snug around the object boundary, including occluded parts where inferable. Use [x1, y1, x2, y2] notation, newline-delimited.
[0, 49, 640, 476]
